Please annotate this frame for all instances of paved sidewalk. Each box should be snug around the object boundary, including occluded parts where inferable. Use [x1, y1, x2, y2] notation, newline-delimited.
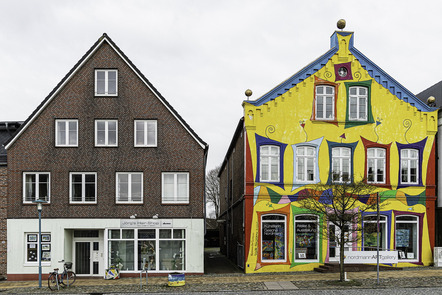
[1, 267, 441, 293]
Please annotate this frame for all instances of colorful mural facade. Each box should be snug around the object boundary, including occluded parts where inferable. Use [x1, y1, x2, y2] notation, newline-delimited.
[242, 31, 438, 273]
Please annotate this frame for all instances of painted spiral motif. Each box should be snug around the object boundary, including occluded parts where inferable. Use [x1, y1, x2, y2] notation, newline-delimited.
[265, 125, 275, 138]
[403, 119, 412, 144]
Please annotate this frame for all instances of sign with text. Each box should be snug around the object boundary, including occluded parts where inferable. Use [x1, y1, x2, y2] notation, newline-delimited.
[120, 219, 173, 228]
[344, 251, 398, 264]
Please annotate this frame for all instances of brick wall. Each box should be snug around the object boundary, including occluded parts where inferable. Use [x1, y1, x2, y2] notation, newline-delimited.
[0, 166, 7, 275]
[7, 42, 206, 220]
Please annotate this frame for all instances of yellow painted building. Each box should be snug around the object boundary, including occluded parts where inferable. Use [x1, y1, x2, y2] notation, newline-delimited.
[219, 27, 438, 273]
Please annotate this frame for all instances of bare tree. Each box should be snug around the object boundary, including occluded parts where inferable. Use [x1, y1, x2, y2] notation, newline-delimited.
[298, 179, 380, 282]
[206, 165, 221, 219]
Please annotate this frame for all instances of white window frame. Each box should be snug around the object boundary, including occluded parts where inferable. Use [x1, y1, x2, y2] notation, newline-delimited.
[395, 215, 419, 262]
[315, 85, 335, 120]
[296, 146, 316, 183]
[261, 214, 287, 263]
[95, 120, 118, 147]
[294, 215, 319, 262]
[161, 172, 189, 204]
[23, 172, 50, 204]
[116, 172, 143, 204]
[25, 233, 51, 265]
[260, 145, 280, 182]
[332, 147, 351, 183]
[69, 172, 97, 204]
[348, 86, 368, 121]
[400, 149, 419, 185]
[95, 69, 118, 96]
[134, 120, 157, 147]
[55, 119, 78, 147]
[367, 148, 386, 184]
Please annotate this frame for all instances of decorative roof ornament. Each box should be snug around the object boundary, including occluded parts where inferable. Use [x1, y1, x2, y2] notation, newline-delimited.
[245, 89, 253, 100]
[337, 19, 346, 30]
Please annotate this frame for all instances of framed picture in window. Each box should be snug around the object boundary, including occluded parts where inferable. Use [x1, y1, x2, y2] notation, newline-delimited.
[399, 251, 406, 259]
[41, 234, 51, 242]
[42, 244, 51, 251]
[298, 253, 306, 259]
[42, 251, 51, 260]
[28, 234, 37, 242]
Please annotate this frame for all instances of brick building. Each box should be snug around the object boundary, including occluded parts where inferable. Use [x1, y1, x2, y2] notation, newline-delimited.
[5, 34, 208, 280]
[0, 122, 21, 276]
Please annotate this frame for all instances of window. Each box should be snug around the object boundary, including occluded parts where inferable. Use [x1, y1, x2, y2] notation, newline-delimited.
[396, 215, 419, 261]
[95, 69, 117, 96]
[348, 86, 367, 121]
[315, 85, 335, 120]
[116, 173, 143, 203]
[134, 120, 157, 147]
[95, 120, 118, 146]
[159, 229, 185, 271]
[108, 228, 186, 272]
[332, 147, 351, 182]
[261, 215, 286, 262]
[363, 215, 387, 251]
[296, 146, 316, 182]
[26, 233, 51, 263]
[162, 172, 189, 203]
[260, 145, 280, 182]
[70, 173, 97, 203]
[56, 120, 78, 147]
[23, 172, 50, 203]
[400, 149, 418, 184]
[367, 148, 386, 184]
[294, 215, 318, 261]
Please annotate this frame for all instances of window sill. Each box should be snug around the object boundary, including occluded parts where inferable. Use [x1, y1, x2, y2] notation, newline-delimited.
[161, 202, 190, 206]
[70, 202, 97, 205]
[94, 94, 118, 97]
[24, 262, 51, 267]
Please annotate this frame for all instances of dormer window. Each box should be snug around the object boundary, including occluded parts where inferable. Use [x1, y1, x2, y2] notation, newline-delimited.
[95, 69, 117, 96]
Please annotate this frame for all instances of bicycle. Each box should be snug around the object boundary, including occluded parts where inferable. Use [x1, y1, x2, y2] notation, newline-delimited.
[48, 260, 76, 291]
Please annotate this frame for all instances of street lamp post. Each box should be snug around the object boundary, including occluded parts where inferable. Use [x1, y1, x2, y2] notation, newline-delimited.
[33, 198, 47, 288]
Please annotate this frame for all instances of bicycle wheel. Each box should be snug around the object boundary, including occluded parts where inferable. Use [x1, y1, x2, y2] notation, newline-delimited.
[47, 273, 59, 291]
[60, 271, 76, 286]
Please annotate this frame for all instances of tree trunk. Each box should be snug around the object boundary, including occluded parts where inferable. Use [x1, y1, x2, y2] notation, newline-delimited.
[339, 232, 346, 282]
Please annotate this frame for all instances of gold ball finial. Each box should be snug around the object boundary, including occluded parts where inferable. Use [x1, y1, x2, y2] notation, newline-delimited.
[245, 89, 253, 97]
[337, 19, 346, 30]
[427, 96, 436, 106]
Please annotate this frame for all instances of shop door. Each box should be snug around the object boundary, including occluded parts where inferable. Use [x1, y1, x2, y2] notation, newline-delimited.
[75, 241, 102, 275]
[328, 223, 353, 262]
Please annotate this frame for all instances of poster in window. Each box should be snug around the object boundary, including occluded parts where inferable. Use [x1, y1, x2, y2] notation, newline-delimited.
[42, 251, 51, 261]
[396, 229, 410, 248]
[41, 234, 51, 242]
[262, 240, 274, 252]
[28, 234, 37, 242]
[27, 249, 37, 262]
[295, 223, 315, 247]
[262, 222, 285, 260]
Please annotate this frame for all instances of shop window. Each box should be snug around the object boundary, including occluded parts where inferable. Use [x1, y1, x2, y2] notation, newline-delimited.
[261, 215, 286, 262]
[294, 215, 318, 261]
[363, 215, 387, 251]
[396, 215, 419, 261]
[107, 228, 186, 272]
[26, 233, 51, 263]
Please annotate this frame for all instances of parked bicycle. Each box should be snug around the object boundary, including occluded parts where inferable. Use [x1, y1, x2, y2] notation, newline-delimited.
[48, 260, 76, 291]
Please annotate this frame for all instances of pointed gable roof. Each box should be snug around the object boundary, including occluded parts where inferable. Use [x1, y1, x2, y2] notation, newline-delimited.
[5, 33, 208, 151]
[248, 31, 436, 113]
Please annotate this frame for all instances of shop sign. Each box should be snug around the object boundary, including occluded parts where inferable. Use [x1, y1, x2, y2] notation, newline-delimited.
[120, 219, 173, 228]
[344, 251, 398, 264]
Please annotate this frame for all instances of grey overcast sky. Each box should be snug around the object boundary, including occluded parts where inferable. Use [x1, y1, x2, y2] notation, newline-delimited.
[1, 0, 441, 171]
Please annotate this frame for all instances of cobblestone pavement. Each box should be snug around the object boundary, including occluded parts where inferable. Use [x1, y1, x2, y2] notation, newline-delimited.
[0, 267, 441, 294]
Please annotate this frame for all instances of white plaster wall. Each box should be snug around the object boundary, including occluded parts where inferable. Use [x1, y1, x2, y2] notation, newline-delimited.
[7, 218, 204, 275]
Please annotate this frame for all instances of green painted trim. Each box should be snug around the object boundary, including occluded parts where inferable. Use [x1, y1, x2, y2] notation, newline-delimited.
[344, 80, 374, 128]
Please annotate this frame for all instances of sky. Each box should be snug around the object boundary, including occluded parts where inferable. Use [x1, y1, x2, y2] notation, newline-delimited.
[1, 0, 442, 173]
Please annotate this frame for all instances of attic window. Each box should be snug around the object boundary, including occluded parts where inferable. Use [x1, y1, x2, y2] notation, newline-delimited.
[95, 69, 118, 96]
